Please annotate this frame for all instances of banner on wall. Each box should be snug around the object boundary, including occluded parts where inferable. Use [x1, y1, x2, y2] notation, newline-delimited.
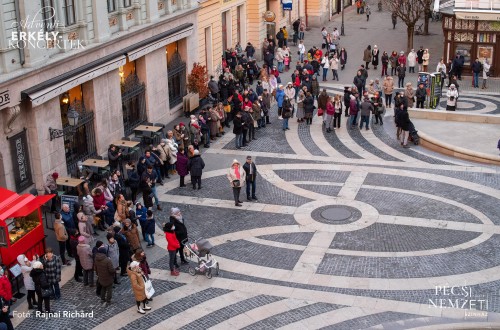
[282, 0, 292, 11]
[8, 129, 33, 192]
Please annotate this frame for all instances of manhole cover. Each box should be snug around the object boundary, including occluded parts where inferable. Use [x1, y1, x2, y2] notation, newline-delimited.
[321, 208, 353, 221]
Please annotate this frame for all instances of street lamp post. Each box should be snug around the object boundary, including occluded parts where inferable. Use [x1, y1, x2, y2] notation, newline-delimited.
[341, 2, 345, 36]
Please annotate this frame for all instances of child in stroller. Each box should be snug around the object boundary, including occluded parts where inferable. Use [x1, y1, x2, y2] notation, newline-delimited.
[183, 238, 220, 279]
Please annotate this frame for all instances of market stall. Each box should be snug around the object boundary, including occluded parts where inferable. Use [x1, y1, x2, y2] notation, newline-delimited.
[0, 187, 54, 269]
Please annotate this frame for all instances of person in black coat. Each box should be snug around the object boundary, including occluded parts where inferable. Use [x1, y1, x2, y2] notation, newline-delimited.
[30, 262, 50, 313]
[399, 108, 411, 148]
[303, 93, 315, 125]
[113, 227, 130, 277]
[108, 145, 122, 172]
[187, 150, 205, 190]
[233, 112, 244, 149]
[169, 208, 188, 265]
[343, 87, 351, 117]
[0, 302, 13, 330]
[242, 156, 258, 201]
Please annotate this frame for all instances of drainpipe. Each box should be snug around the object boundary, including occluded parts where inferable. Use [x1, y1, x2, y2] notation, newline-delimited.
[14, 0, 25, 66]
[305, 0, 308, 26]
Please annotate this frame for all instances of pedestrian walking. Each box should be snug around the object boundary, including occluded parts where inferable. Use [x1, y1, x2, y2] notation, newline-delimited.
[41, 247, 62, 300]
[170, 208, 189, 265]
[164, 222, 180, 276]
[392, 12, 397, 29]
[127, 261, 152, 314]
[339, 48, 347, 70]
[187, 149, 205, 190]
[227, 159, 246, 206]
[17, 255, 38, 310]
[30, 261, 50, 313]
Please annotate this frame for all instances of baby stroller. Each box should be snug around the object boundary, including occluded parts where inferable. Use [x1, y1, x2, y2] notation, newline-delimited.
[408, 120, 420, 145]
[183, 238, 220, 279]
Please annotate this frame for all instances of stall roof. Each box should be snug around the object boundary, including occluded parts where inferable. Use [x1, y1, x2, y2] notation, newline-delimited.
[0, 187, 54, 222]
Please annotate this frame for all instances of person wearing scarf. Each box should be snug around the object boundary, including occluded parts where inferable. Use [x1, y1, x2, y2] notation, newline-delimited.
[227, 159, 246, 206]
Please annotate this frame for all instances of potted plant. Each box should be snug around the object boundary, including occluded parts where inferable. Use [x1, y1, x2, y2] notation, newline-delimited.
[187, 63, 209, 108]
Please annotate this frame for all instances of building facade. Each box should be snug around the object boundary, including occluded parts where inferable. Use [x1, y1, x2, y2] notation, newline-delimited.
[440, 0, 499, 76]
[0, 0, 198, 193]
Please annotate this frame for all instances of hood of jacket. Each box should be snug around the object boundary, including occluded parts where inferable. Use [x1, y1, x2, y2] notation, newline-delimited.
[94, 252, 108, 262]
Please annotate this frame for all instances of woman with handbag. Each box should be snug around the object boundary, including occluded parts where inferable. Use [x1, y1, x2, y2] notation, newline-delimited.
[30, 261, 51, 313]
[227, 159, 246, 207]
[446, 84, 459, 111]
[127, 261, 152, 314]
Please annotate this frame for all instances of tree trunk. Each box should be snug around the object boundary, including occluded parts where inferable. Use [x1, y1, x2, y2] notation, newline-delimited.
[424, 10, 430, 35]
[407, 25, 414, 54]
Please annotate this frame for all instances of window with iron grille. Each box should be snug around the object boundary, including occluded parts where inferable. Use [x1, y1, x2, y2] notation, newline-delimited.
[64, 0, 76, 26]
[123, 0, 132, 7]
[41, 0, 56, 32]
[108, 0, 117, 12]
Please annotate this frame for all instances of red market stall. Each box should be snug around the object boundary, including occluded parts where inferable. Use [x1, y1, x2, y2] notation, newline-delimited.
[0, 187, 54, 269]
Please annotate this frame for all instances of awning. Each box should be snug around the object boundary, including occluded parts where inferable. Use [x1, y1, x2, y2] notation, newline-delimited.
[0, 187, 54, 222]
[22, 55, 127, 107]
[454, 10, 500, 20]
[127, 27, 193, 61]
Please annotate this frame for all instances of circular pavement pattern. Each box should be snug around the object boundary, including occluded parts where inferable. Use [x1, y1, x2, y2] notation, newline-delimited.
[315, 205, 361, 224]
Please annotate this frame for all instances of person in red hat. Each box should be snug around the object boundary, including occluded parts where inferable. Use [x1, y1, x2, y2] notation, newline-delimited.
[44, 172, 59, 212]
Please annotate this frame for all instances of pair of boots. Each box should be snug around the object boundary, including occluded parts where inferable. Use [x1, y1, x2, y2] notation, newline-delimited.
[171, 269, 180, 276]
[137, 300, 152, 314]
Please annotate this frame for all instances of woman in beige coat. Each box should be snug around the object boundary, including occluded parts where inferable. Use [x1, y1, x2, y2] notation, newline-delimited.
[127, 261, 151, 314]
[404, 83, 415, 108]
[382, 75, 395, 107]
[227, 159, 246, 207]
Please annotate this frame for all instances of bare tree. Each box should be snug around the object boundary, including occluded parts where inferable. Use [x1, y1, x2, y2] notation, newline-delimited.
[383, 0, 425, 52]
[421, 0, 433, 35]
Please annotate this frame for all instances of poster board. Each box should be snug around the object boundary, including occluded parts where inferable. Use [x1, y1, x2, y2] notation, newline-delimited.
[61, 195, 79, 213]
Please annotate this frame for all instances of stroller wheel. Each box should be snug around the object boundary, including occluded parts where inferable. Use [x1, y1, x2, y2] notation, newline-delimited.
[205, 268, 213, 279]
[188, 267, 196, 276]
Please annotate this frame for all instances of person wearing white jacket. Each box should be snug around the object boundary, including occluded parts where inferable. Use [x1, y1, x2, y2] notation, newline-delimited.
[446, 84, 459, 111]
[17, 254, 38, 309]
[407, 49, 417, 73]
[329, 55, 339, 81]
[321, 56, 330, 81]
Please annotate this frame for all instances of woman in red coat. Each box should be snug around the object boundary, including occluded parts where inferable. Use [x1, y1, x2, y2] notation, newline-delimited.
[176, 149, 189, 188]
[0, 267, 12, 304]
[164, 222, 180, 276]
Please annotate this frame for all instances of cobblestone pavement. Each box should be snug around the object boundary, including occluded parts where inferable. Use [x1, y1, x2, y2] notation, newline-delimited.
[13, 6, 500, 330]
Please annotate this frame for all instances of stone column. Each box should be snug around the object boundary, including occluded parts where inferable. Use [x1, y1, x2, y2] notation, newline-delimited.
[135, 48, 170, 124]
[92, 0, 111, 42]
[145, 0, 160, 23]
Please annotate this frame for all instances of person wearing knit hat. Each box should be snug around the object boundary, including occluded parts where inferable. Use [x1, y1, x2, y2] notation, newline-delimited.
[122, 218, 142, 252]
[77, 235, 94, 287]
[187, 147, 205, 190]
[17, 254, 38, 309]
[227, 159, 246, 206]
[127, 260, 152, 314]
[30, 261, 51, 313]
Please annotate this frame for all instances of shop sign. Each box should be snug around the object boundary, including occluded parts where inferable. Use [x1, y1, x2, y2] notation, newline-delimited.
[61, 195, 79, 213]
[455, 11, 500, 21]
[264, 11, 276, 22]
[283, 0, 292, 11]
[8, 129, 32, 192]
[0, 90, 10, 109]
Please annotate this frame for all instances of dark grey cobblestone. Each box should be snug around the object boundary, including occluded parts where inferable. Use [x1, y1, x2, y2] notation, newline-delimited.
[355, 187, 482, 223]
[223, 105, 295, 154]
[215, 239, 303, 270]
[257, 232, 314, 246]
[363, 173, 500, 225]
[243, 302, 345, 330]
[320, 311, 421, 330]
[323, 127, 364, 159]
[330, 223, 481, 251]
[219, 271, 500, 312]
[155, 203, 297, 243]
[370, 121, 453, 165]
[167, 173, 313, 207]
[317, 234, 500, 278]
[16, 279, 184, 330]
[120, 288, 232, 330]
[311, 205, 362, 225]
[255, 156, 334, 165]
[274, 169, 350, 183]
[179, 295, 284, 330]
[296, 184, 342, 197]
[297, 122, 328, 156]
[347, 125, 403, 162]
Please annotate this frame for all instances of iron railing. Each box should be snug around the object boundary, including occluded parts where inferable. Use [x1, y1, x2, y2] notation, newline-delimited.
[168, 51, 187, 107]
[122, 74, 147, 136]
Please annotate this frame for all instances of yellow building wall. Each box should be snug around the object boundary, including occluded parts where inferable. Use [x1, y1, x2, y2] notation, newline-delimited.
[197, 0, 223, 76]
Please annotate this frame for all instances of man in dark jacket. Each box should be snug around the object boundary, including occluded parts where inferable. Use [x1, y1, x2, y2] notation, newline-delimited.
[343, 87, 351, 117]
[245, 42, 255, 59]
[107, 145, 122, 172]
[415, 83, 426, 108]
[169, 207, 188, 265]
[60, 204, 76, 258]
[113, 227, 130, 277]
[141, 165, 162, 211]
[243, 156, 258, 201]
[208, 76, 219, 100]
[95, 246, 115, 306]
[276, 29, 285, 48]
[471, 58, 482, 88]
[187, 150, 205, 190]
[359, 97, 374, 130]
[233, 112, 244, 149]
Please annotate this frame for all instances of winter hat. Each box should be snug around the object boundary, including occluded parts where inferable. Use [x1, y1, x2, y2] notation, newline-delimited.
[52, 172, 59, 179]
[179, 122, 185, 127]
[130, 261, 140, 269]
[83, 194, 93, 203]
[32, 261, 43, 269]
[170, 207, 181, 216]
[232, 159, 240, 166]
[78, 236, 86, 243]
[124, 219, 131, 226]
